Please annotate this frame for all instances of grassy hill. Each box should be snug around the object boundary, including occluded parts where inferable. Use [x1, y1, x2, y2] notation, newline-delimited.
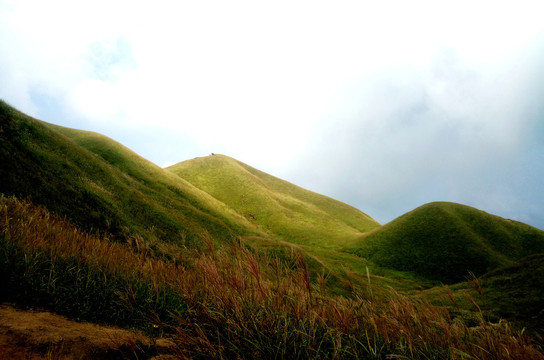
[168, 154, 380, 248]
[0, 100, 261, 248]
[0, 100, 385, 296]
[346, 202, 544, 283]
[2, 101, 544, 357]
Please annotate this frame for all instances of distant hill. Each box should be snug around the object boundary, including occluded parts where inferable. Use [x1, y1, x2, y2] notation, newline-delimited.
[0, 100, 260, 246]
[346, 202, 544, 283]
[168, 154, 380, 248]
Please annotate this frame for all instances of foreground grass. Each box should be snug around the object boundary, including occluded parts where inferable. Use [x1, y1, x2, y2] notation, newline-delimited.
[1, 196, 542, 359]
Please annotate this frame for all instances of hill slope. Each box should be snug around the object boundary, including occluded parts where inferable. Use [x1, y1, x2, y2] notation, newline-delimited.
[3, 101, 544, 357]
[0, 101, 382, 294]
[478, 253, 544, 334]
[168, 154, 380, 248]
[0, 100, 260, 246]
[347, 202, 544, 283]
[421, 253, 544, 336]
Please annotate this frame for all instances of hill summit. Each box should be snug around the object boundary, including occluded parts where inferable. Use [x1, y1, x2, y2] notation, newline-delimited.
[168, 154, 380, 248]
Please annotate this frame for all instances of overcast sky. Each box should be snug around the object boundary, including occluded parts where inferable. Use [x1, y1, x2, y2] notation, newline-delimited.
[1, 0, 543, 229]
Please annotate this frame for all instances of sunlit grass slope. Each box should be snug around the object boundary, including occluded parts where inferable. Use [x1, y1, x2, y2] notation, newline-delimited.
[0, 100, 261, 246]
[347, 202, 544, 283]
[0, 100, 376, 294]
[168, 154, 380, 248]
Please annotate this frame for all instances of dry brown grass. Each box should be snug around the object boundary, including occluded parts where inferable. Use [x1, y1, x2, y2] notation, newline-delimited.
[1, 196, 543, 359]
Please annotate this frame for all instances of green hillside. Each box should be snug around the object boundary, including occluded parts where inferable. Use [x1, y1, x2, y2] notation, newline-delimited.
[0, 100, 382, 295]
[478, 253, 544, 334]
[2, 101, 544, 357]
[422, 253, 544, 336]
[347, 202, 544, 283]
[168, 154, 380, 248]
[0, 100, 260, 247]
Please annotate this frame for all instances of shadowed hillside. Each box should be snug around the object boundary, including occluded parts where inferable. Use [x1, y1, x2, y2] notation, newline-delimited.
[347, 202, 544, 283]
[421, 253, 544, 337]
[0, 100, 260, 246]
[168, 154, 380, 248]
[478, 253, 544, 334]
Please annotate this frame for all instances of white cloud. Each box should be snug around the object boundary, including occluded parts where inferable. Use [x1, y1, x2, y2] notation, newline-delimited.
[161, 161, 176, 168]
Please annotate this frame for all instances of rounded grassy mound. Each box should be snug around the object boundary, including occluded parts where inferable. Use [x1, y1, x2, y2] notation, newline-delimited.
[168, 154, 380, 247]
[348, 202, 544, 283]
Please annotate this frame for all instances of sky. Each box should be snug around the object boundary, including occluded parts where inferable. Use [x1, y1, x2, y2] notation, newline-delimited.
[1, 0, 544, 229]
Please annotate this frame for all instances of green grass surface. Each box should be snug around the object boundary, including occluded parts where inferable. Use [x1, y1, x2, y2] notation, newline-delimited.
[346, 202, 544, 283]
[420, 253, 544, 337]
[167, 154, 394, 293]
[478, 254, 544, 334]
[0, 100, 262, 247]
[168, 154, 380, 248]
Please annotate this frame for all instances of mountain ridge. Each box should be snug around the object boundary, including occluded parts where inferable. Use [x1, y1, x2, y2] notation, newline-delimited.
[2, 98, 544, 286]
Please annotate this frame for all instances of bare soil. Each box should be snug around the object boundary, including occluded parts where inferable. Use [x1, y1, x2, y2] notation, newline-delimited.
[0, 303, 177, 359]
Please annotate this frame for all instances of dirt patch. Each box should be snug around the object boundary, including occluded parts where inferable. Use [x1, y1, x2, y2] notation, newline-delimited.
[0, 303, 177, 359]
